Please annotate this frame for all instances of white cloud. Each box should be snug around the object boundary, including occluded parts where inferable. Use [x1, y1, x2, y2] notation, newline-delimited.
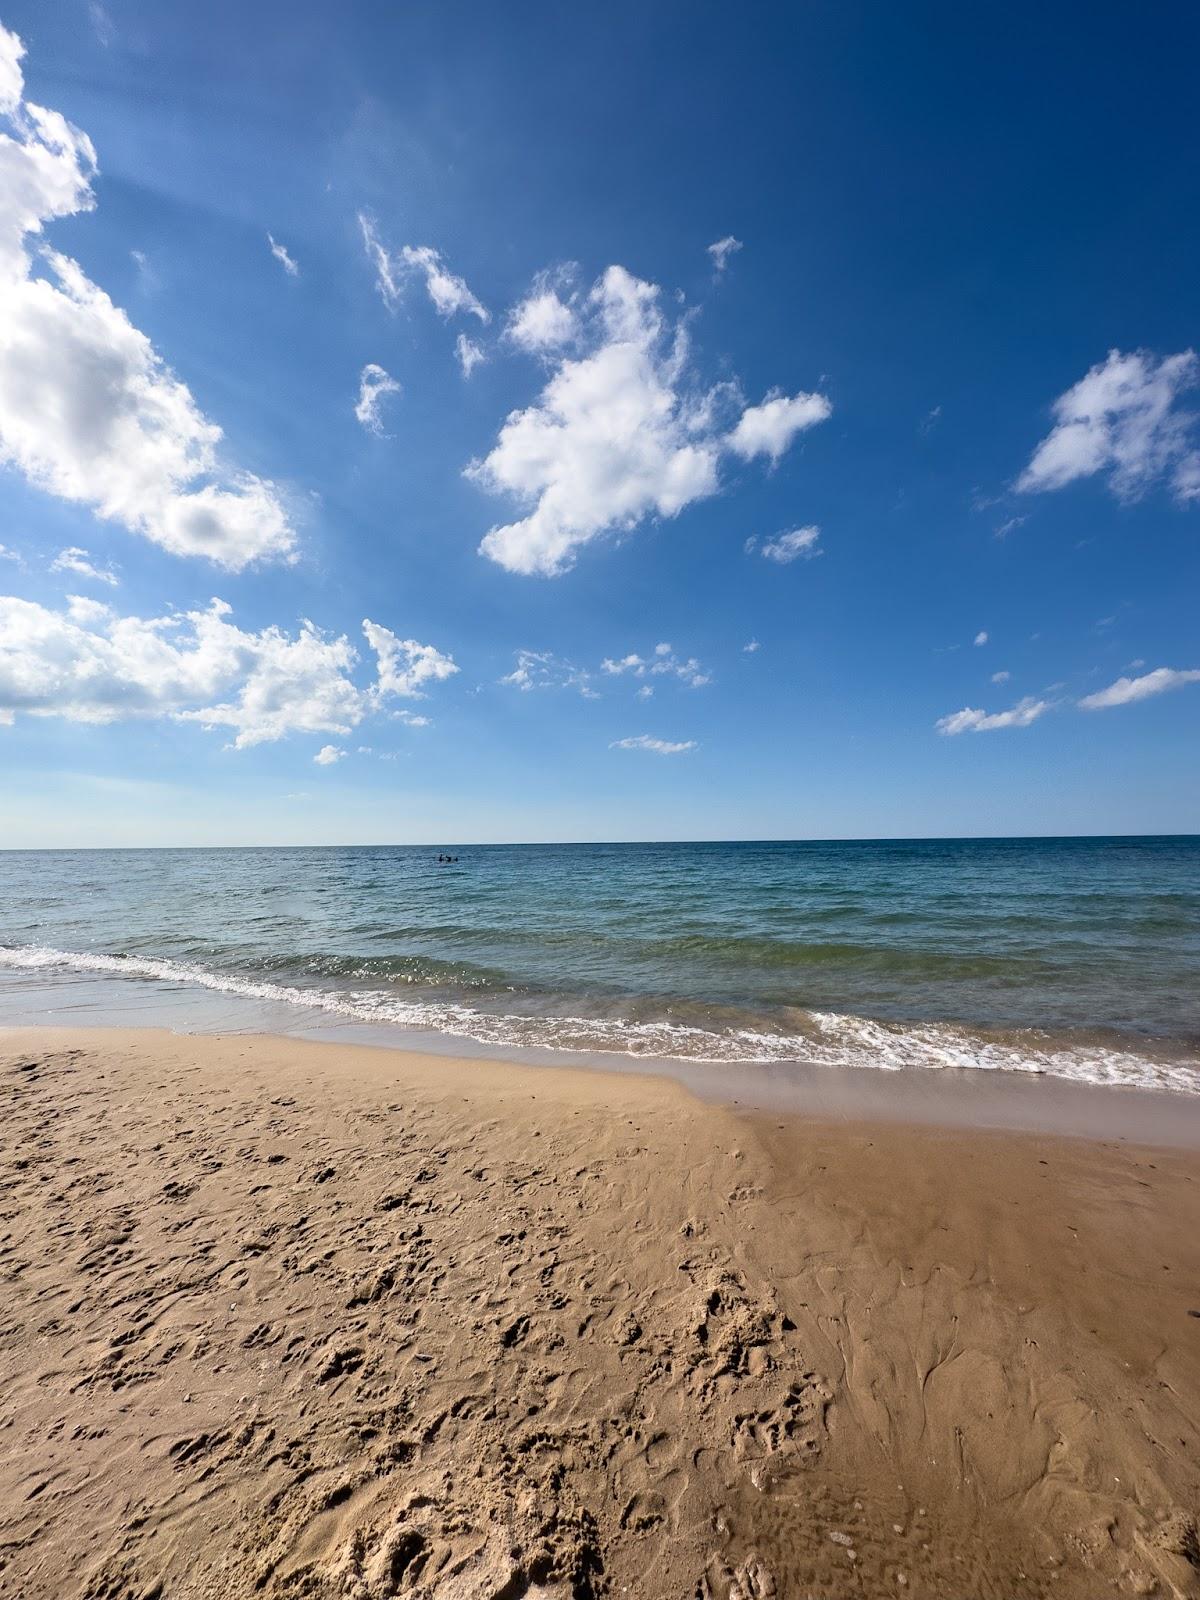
[363, 621, 459, 698]
[1078, 666, 1200, 710]
[357, 214, 488, 322]
[0, 594, 457, 746]
[507, 275, 577, 351]
[995, 514, 1027, 539]
[728, 389, 832, 464]
[401, 244, 489, 322]
[636, 684, 652, 699]
[500, 648, 594, 696]
[88, 3, 115, 46]
[610, 734, 697, 755]
[990, 669, 1010, 684]
[455, 333, 485, 377]
[600, 641, 710, 687]
[313, 744, 344, 765]
[358, 213, 401, 306]
[707, 235, 742, 274]
[0, 26, 295, 570]
[50, 545, 118, 586]
[974, 630, 989, 646]
[354, 363, 401, 435]
[749, 525, 822, 564]
[920, 404, 942, 434]
[468, 264, 831, 575]
[267, 233, 299, 277]
[391, 709, 431, 727]
[936, 696, 1050, 735]
[743, 638, 761, 653]
[1018, 348, 1200, 503]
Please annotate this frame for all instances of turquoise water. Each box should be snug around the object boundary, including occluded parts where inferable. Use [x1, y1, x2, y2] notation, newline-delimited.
[1, 838, 1198, 1092]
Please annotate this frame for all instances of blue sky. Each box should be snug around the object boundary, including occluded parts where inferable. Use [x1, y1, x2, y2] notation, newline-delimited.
[0, 0, 1197, 845]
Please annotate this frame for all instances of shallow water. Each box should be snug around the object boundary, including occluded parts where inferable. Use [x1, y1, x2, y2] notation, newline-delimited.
[2, 837, 1198, 1093]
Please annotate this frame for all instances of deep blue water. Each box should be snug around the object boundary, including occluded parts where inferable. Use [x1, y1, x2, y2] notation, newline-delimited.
[1, 837, 1198, 1092]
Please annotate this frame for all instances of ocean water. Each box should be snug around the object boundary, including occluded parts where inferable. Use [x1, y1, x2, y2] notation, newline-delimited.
[1, 837, 1198, 1094]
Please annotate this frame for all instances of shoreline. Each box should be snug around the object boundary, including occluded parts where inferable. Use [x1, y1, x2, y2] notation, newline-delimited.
[6, 1011, 1200, 1149]
[2, 1024, 1199, 1597]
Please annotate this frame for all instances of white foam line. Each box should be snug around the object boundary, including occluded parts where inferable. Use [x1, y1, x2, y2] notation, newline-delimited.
[1, 942, 1197, 1095]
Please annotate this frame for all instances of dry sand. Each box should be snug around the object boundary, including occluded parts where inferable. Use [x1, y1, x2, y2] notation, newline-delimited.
[1, 1027, 1199, 1600]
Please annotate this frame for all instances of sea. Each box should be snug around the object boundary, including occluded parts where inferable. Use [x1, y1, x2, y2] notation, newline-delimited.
[1, 837, 1198, 1095]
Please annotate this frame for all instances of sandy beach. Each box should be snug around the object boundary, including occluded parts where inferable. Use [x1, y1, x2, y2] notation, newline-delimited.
[2, 1028, 1199, 1600]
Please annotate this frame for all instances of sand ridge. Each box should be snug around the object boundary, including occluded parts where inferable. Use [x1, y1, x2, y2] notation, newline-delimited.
[0, 1028, 1198, 1598]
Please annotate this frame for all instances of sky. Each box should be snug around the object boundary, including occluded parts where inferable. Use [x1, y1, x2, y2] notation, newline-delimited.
[0, 0, 1197, 847]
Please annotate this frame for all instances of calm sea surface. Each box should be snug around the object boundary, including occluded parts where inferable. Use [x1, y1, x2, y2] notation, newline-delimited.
[1, 838, 1198, 1093]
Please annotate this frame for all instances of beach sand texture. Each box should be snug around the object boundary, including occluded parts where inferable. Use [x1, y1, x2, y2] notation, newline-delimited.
[2, 1029, 1199, 1599]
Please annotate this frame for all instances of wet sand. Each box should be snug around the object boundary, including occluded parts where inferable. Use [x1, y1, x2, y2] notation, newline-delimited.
[1, 1026, 1199, 1599]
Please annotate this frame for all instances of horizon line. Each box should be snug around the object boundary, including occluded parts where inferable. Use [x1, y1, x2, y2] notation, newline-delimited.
[0, 831, 1197, 853]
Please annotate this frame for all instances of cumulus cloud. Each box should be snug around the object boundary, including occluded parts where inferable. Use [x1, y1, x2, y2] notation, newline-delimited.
[313, 744, 344, 765]
[0, 594, 457, 746]
[455, 334, 485, 377]
[991, 669, 1010, 684]
[267, 233, 299, 277]
[468, 264, 831, 575]
[610, 734, 697, 755]
[357, 214, 488, 322]
[743, 638, 760, 653]
[728, 390, 832, 465]
[936, 696, 1049, 735]
[363, 621, 459, 698]
[601, 641, 711, 687]
[1018, 349, 1200, 503]
[707, 235, 742, 274]
[354, 363, 401, 435]
[506, 274, 577, 352]
[0, 25, 295, 569]
[747, 526, 822, 564]
[1078, 666, 1200, 710]
[50, 546, 118, 586]
[974, 630, 989, 646]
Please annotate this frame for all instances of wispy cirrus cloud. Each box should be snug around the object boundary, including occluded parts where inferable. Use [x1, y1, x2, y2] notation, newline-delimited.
[501, 640, 712, 695]
[610, 733, 697, 755]
[358, 214, 488, 322]
[746, 525, 822, 563]
[50, 546, 118, 586]
[354, 363, 401, 435]
[455, 334, 486, 377]
[707, 235, 742, 274]
[267, 233, 299, 277]
[0, 24, 296, 570]
[500, 649, 596, 697]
